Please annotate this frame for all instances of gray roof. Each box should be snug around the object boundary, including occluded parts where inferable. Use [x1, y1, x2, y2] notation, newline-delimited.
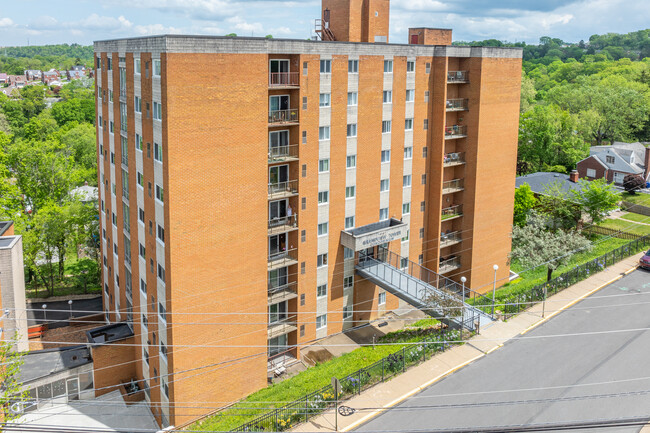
[590, 142, 648, 174]
[87, 323, 134, 344]
[0, 221, 13, 236]
[344, 218, 406, 237]
[20, 346, 92, 384]
[515, 172, 586, 195]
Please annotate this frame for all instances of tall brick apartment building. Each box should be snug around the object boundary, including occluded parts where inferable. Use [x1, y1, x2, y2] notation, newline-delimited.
[94, 0, 521, 427]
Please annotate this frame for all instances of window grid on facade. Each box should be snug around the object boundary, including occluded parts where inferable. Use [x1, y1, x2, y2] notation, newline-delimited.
[402, 202, 410, 215]
[378, 292, 386, 305]
[382, 121, 391, 134]
[347, 155, 356, 168]
[320, 60, 331, 73]
[345, 216, 355, 229]
[406, 89, 414, 102]
[403, 175, 412, 187]
[316, 314, 327, 329]
[348, 60, 358, 73]
[319, 93, 331, 107]
[347, 123, 357, 137]
[345, 186, 356, 198]
[383, 90, 392, 104]
[318, 159, 329, 173]
[318, 191, 329, 204]
[380, 179, 390, 192]
[317, 284, 327, 298]
[384, 60, 393, 73]
[318, 222, 328, 236]
[379, 208, 388, 220]
[381, 150, 390, 163]
[404, 146, 412, 159]
[348, 92, 358, 106]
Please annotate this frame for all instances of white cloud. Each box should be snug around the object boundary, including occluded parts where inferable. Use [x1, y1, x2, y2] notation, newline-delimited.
[28, 16, 58, 30]
[0, 17, 14, 28]
[392, 0, 449, 12]
[135, 23, 183, 35]
[227, 16, 264, 35]
[74, 13, 133, 31]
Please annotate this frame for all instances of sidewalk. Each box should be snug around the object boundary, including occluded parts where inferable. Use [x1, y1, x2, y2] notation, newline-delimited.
[292, 253, 643, 432]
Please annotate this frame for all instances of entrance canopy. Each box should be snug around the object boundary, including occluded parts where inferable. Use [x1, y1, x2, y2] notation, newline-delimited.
[341, 218, 408, 252]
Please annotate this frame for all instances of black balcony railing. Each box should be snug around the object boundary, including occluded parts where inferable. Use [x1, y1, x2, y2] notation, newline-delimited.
[443, 152, 465, 166]
[444, 125, 467, 138]
[446, 98, 468, 111]
[269, 109, 299, 124]
[269, 72, 300, 87]
[268, 281, 297, 295]
[269, 144, 299, 162]
[447, 71, 469, 83]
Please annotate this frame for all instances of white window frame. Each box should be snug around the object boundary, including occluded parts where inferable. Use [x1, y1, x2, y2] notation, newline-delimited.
[405, 118, 413, 131]
[318, 159, 330, 173]
[347, 155, 356, 168]
[348, 60, 358, 73]
[383, 90, 392, 104]
[347, 123, 357, 138]
[407, 61, 415, 72]
[384, 60, 393, 73]
[153, 59, 161, 77]
[319, 126, 330, 141]
[381, 150, 390, 163]
[134, 59, 141, 75]
[317, 253, 328, 268]
[382, 120, 391, 134]
[380, 179, 390, 192]
[406, 89, 415, 102]
[317, 284, 327, 298]
[402, 202, 411, 215]
[345, 216, 355, 229]
[586, 168, 596, 178]
[318, 222, 328, 236]
[318, 190, 329, 205]
[379, 208, 389, 221]
[319, 93, 331, 107]
[345, 186, 356, 199]
[316, 314, 327, 329]
[404, 175, 412, 187]
[348, 92, 358, 106]
[378, 292, 386, 305]
[320, 59, 331, 74]
[404, 146, 413, 160]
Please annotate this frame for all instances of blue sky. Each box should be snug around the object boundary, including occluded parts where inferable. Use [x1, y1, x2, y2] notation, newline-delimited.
[0, 0, 648, 47]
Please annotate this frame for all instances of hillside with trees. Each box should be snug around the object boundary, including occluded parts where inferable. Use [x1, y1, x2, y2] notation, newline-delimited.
[0, 44, 93, 75]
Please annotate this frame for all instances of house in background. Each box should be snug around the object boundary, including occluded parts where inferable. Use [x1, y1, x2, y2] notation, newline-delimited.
[577, 142, 650, 185]
[24, 70, 42, 82]
[0, 73, 8, 84]
[515, 171, 587, 197]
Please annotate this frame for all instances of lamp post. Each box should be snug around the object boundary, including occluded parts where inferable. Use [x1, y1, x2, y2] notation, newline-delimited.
[41, 304, 47, 324]
[491, 265, 499, 317]
[68, 300, 73, 319]
[460, 276, 467, 340]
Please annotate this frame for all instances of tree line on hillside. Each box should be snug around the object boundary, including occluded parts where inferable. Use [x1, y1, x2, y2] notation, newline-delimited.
[0, 80, 99, 297]
[0, 44, 94, 75]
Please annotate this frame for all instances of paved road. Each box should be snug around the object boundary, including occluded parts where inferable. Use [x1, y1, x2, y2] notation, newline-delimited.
[358, 269, 650, 433]
[26, 297, 102, 328]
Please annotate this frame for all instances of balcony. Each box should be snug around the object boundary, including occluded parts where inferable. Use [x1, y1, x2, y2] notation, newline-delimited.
[268, 214, 298, 235]
[444, 152, 465, 167]
[439, 256, 461, 274]
[442, 179, 464, 194]
[268, 281, 298, 305]
[268, 180, 299, 199]
[445, 125, 467, 139]
[268, 315, 297, 339]
[269, 72, 300, 88]
[269, 109, 299, 126]
[442, 204, 463, 221]
[447, 71, 469, 83]
[268, 248, 298, 271]
[440, 231, 462, 248]
[446, 98, 468, 112]
[269, 144, 299, 163]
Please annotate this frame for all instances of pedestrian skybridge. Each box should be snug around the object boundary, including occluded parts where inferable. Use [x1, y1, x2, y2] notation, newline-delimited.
[342, 221, 493, 331]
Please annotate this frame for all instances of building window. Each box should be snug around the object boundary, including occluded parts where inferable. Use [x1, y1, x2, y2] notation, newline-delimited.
[318, 191, 329, 204]
[404, 146, 412, 159]
[345, 216, 355, 229]
[155, 184, 164, 203]
[379, 208, 389, 221]
[153, 59, 161, 76]
[320, 59, 331, 73]
[160, 342, 167, 361]
[303, 61, 308, 75]
[403, 202, 410, 215]
[153, 102, 162, 121]
[345, 186, 355, 198]
[318, 159, 329, 173]
[348, 60, 358, 73]
[302, 164, 307, 178]
[423, 119, 428, 130]
[135, 134, 143, 151]
[402, 230, 409, 242]
[425, 63, 431, 74]
[138, 208, 145, 223]
[400, 257, 408, 269]
[421, 201, 425, 212]
[586, 168, 596, 178]
[134, 96, 142, 113]
[406, 89, 414, 102]
[135, 59, 141, 74]
[382, 121, 391, 134]
[347, 155, 356, 168]
[424, 91, 430, 102]
[158, 264, 165, 283]
[403, 175, 412, 187]
[301, 230, 306, 242]
[109, 121, 114, 133]
[344, 248, 354, 260]
[384, 60, 393, 73]
[380, 179, 390, 192]
[407, 61, 415, 72]
[423, 147, 428, 158]
[383, 90, 392, 104]
[302, 96, 307, 110]
[302, 197, 306, 209]
[419, 227, 424, 239]
[109, 90, 113, 102]
[137, 172, 144, 187]
[422, 174, 427, 184]
[317, 284, 327, 298]
[343, 306, 352, 319]
[381, 150, 390, 163]
[319, 93, 331, 107]
[302, 130, 307, 144]
[378, 292, 386, 305]
[348, 92, 358, 106]
[317, 253, 328, 268]
[319, 126, 330, 141]
[405, 118, 413, 131]
[139, 243, 146, 259]
[343, 275, 354, 288]
[157, 224, 165, 243]
[606, 156, 615, 164]
[318, 222, 328, 236]
[158, 302, 166, 322]
[316, 314, 327, 329]
[347, 123, 357, 137]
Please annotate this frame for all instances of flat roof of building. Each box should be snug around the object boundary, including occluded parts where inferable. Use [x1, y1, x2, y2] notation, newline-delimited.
[345, 218, 406, 237]
[19, 346, 92, 384]
[94, 35, 522, 59]
[86, 322, 134, 344]
[516, 172, 586, 195]
[0, 235, 19, 249]
[0, 221, 13, 236]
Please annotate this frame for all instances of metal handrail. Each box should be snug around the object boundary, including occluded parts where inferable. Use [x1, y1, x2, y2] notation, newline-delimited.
[268, 314, 297, 327]
[269, 72, 299, 87]
[443, 152, 465, 166]
[268, 214, 298, 229]
[268, 180, 299, 197]
[268, 248, 298, 264]
[268, 281, 297, 295]
[447, 71, 469, 83]
[439, 257, 461, 272]
[444, 125, 467, 137]
[268, 144, 299, 162]
[442, 204, 463, 219]
[440, 231, 462, 247]
[442, 179, 464, 192]
[269, 109, 299, 124]
[446, 98, 468, 111]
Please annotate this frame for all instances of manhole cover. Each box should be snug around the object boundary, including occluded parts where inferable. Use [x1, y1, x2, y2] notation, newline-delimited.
[339, 406, 355, 416]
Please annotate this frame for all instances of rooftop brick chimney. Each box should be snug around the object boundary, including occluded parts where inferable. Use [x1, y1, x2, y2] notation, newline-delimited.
[569, 170, 579, 183]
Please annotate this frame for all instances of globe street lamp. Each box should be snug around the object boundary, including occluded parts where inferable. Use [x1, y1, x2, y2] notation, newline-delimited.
[491, 265, 499, 317]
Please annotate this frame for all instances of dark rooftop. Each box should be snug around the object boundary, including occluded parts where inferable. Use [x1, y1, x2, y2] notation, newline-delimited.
[0, 221, 13, 236]
[20, 346, 92, 384]
[87, 322, 134, 345]
[515, 172, 586, 195]
[344, 218, 407, 237]
[0, 236, 17, 249]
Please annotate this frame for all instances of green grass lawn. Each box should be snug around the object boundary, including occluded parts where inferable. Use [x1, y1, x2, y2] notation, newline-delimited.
[598, 218, 650, 236]
[621, 192, 650, 207]
[194, 323, 456, 432]
[618, 212, 650, 224]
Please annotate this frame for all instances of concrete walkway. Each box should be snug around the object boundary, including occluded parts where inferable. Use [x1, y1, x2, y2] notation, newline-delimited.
[292, 253, 643, 432]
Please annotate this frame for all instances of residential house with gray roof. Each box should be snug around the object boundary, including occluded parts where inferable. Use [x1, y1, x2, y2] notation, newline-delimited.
[577, 141, 650, 185]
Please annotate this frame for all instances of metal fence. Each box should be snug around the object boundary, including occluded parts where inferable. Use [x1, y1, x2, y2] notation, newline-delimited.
[582, 225, 640, 240]
[472, 234, 650, 319]
[232, 329, 460, 432]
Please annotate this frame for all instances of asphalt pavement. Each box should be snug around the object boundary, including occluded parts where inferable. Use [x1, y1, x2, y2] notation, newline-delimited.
[26, 296, 102, 328]
[357, 269, 650, 433]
